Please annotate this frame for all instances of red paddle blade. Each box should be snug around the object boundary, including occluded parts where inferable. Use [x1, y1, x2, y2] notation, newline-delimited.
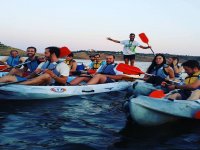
[194, 111, 200, 119]
[139, 33, 149, 44]
[149, 90, 165, 98]
[0, 65, 9, 72]
[116, 63, 144, 75]
[87, 69, 96, 74]
[59, 46, 71, 58]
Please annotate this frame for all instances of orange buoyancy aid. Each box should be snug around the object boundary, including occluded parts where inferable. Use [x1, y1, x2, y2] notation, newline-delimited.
[64, 59, 75, 69]
[93, 61, 102, 70]
[184, 71, 200, 85]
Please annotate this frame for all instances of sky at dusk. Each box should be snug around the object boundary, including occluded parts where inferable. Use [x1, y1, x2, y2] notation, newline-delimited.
[0, 0, 200, 56]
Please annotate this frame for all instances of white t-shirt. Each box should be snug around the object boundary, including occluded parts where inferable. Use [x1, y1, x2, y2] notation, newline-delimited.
[37, 61, 70, 77]
[120, 40, 140, 55]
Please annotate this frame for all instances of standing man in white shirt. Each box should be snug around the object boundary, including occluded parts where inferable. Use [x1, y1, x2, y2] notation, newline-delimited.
[107, 33, 151, 66]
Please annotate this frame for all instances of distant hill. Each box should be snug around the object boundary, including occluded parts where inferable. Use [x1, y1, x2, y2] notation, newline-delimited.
[73, 50, 200, 63]
[0, 42, 27, 56]
[0, 43, 199, 62]
[0, 42, 44, 57]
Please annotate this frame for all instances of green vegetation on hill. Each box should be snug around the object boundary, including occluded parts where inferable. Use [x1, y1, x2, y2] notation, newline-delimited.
[0, 42, 27, 56]
[0, 42, 44, 57]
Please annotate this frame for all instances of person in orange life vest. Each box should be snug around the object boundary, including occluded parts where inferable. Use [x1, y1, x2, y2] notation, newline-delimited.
[167, 60, 200, 100]
[64, 52, 77, 75]
[0, 50, 25, 68]
[107, 33, 151, 66]
[70, 54, 125, 85]
[90, 54, 106, 70]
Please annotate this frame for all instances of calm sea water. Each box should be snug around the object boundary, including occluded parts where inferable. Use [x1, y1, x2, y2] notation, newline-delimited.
[0, 60, 200, 150]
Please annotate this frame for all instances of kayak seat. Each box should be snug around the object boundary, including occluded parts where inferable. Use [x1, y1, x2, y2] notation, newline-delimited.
[76, 63, 85, 71]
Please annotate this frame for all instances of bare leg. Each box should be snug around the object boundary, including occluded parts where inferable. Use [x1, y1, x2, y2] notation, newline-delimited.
[130, 59, 135, 66]
[8, 68, 23, 76]
[0, 75, 17, 82]
[19, 73, 51, 85]
[70, 76, 91, 85]
[187, 90, 200, 100]
[167, 93, 182, 100]
[87, 74, 107, 84]
[124, 58, 129, 65]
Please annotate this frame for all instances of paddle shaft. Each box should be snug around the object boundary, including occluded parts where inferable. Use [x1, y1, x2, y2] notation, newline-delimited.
[123, 73, 180, 84]
[144, 73, 180, 84]
[0, 61, 32, 72]
[147, 43, 155, 56]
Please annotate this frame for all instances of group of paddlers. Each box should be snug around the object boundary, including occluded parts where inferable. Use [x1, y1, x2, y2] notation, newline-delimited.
[0, 33, 199, 100]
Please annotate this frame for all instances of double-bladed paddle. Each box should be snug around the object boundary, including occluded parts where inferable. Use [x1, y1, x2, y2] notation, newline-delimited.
[116, 63, 145, 75]
[139, 33, 155, 56]
[116, 63, 167, 98]
[0, 61, 32, 72]
[116, 63, 180, 84]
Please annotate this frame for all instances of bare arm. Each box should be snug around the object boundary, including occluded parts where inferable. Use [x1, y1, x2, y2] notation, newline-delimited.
[107, 37, 120, 43]
[138, 45, 151, 49]
[174, 65, 183, 74]
[165, 66, 175, 80]
[25, 68, 42, 79]
[19, 57, 25, 63]
[70, 61, 77, 73]
[175, 80, 200, 90]
[44, 69, 67, 85]
[52, 75, 68, 85]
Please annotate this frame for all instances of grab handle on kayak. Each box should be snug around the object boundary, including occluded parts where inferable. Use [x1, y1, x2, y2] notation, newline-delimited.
[82, 90, 95, 93]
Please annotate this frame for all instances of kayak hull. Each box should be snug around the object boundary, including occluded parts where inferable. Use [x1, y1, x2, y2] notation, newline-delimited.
[0, 81, 133, 100]
[128, 95, 200, 126]
[127, 80, 157, 97]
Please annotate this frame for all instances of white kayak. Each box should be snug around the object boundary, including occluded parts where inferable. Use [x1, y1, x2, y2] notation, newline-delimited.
[0, 80, 133, 100]
[127, 80, 157, 96]
[127, 79, 183, 97]
[128, 95, 200, 126]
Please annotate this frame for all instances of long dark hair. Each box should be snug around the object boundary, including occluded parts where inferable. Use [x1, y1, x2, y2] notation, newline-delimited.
[146, 53, 166, 74]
